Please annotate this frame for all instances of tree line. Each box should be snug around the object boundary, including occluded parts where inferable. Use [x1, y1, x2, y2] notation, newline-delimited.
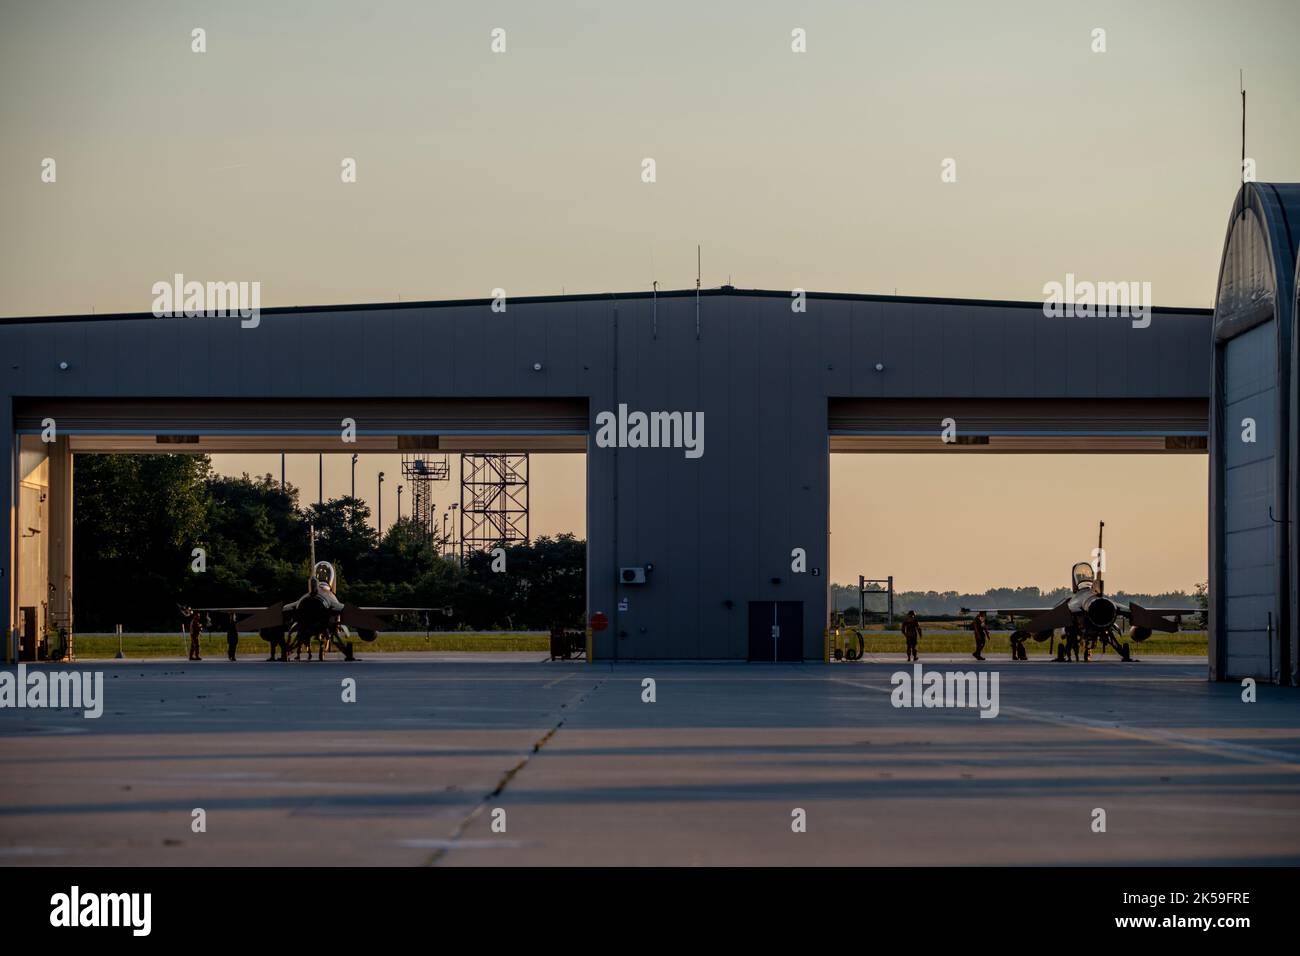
[72, 455, 585, 632]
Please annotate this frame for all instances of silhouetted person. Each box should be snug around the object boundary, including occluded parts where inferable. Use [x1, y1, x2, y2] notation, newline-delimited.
[971, 611, 989, 661]
[901, 611, 922, 661]
[1056, 628, 1081, 662]
[1009, 630, 1028, 661]
[185, 608, 203, 661]
[226, 616, 239, 661]
[265, 627, 288, 662]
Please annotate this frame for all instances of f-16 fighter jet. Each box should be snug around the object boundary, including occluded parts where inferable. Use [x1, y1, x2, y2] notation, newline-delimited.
[189, 525, 442, 661]
[960, 522, 1202, 662]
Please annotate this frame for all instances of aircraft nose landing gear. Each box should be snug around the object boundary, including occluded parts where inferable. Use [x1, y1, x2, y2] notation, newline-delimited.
[1101, 626, 1136, 662]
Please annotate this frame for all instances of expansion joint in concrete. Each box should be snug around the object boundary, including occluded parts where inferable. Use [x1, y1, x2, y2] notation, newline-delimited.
[422, 679, 604, 865]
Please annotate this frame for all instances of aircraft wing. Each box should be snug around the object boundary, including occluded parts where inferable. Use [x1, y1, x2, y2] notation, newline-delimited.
[187, 602, 292, 632]
[191, 597, 302, 615]
[962, 601, 1074, 633]
[356, 607, 442, 615]
[190, 607, 270, 616]
[190, 602, 445, 633]
[1117, 601, 1202, 633]
[960, 606, 1054, 617]
[338, 605, 449, 632]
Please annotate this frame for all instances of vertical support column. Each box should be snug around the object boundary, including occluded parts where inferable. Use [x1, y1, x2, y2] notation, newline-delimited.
[585, 301, 618, 662]
[1, 396, 14, 663]
[47, 435, 73, 660]
[1208, 345, 1224, 681]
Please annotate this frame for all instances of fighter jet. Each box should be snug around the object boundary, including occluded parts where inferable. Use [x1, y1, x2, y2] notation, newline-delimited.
[960, 521, 1202, 662]
[190, 525, 445, 661]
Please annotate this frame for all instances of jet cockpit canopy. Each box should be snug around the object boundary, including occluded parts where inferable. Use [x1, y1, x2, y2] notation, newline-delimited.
[313, 561, 337, 592]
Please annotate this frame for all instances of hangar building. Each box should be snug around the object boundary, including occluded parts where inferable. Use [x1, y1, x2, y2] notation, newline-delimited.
[0, 289, 1210, 665]
[3, 183, 1292, 677]
[1210, 182, 1300, 685]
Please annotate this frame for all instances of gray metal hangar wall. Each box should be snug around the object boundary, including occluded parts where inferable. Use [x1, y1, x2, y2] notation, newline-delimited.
[1, 288, 1211, 661]
[1209, 182, 1300, 684]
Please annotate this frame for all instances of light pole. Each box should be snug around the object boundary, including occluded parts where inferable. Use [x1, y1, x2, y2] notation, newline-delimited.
[397, 484, 403, 523]
[349, 453, 360, 532]
[318, 453, 323, 505]
[450, 502, 459, 560]
[442, 511, 448, 550]
[377, 471, 385, 534]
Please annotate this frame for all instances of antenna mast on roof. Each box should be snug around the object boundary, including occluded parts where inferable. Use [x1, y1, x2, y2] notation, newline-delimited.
[695, 244, 701, 339]
[652, 279, 658, 339]
[1240, 70, 1247, 182]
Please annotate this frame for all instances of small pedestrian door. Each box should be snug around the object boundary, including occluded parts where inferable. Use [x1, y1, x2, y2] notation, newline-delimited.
[19, 607, 37, 661]
[747, 601, 804, 662]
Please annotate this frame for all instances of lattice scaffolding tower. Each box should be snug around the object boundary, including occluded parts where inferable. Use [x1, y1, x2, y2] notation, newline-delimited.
[460, 454, 529, 561]
[400, 453, 450, 542]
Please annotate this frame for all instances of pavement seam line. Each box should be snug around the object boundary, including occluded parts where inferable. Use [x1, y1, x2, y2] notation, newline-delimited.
[421, 680, 604, 866]
[826, 675, 1300, 768]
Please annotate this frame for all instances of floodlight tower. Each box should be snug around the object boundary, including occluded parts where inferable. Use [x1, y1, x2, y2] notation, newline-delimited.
[400, 453, 450, 543]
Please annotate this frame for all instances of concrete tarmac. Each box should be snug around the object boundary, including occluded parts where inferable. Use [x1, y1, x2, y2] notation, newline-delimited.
[1, 654, 1297, 866]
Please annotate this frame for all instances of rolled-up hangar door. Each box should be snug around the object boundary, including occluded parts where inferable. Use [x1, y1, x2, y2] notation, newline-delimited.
[1210, 183, 1299, 684]
[10, 397, 589, 452]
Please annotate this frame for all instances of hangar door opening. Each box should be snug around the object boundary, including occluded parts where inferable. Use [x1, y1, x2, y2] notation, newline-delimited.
[12, 398, 589, 660]
[828, 398, 1208, 659]
[1216, 322, 1282, 679]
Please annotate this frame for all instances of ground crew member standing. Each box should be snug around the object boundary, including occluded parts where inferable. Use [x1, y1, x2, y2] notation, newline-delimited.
[186, 608, 203, 661]
[266, 627, 287, 662]
[971, 611, 988, 661]
[901, 611, 922, 661]
[226, 615, 239, 661]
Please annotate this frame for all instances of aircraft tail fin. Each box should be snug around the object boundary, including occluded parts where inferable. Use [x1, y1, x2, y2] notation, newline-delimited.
[308, 522, 316, 590]
[1095, 520, 1105, 594]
